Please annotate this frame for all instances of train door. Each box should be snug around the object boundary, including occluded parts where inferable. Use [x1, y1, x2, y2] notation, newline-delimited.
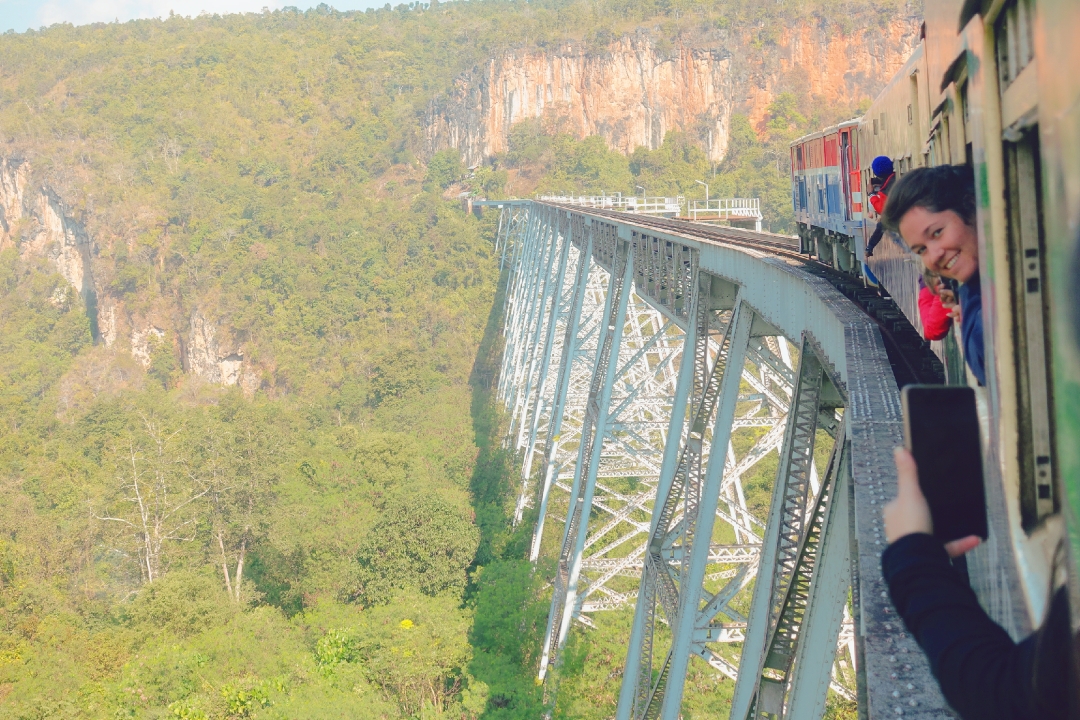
[849, 131, 863, 221]
[823, 134, 840, 221]
[839, 130, 852, 222]
[790, 147, 799, 213]
[994, 0, 1056, 531]
[795, 145, 808, 214]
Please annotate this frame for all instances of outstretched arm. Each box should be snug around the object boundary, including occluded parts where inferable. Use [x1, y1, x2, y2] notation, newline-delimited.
[882, 449, 1069, 720]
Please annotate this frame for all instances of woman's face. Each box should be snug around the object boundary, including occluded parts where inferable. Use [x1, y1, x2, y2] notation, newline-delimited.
[899, 206, 979, 283]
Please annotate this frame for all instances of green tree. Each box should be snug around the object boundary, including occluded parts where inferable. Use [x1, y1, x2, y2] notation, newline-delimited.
[147, 334, 180, 389]
[349, 494, 480, 606]
[427, 148, 465, 189]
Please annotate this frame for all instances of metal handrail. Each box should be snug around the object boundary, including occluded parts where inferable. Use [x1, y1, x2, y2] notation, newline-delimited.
[537, 193, 686, 216]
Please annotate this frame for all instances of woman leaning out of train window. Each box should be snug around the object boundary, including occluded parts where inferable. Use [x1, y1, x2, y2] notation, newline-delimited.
[881, 165, 985, 385]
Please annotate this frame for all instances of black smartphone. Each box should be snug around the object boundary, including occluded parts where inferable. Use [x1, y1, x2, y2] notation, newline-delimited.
[901, 385, 989, 543]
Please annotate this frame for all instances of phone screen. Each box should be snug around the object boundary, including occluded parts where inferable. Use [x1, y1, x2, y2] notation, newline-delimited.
[901, 385, 989, 543]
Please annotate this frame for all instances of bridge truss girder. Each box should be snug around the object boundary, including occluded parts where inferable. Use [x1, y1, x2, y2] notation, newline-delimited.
[486, 200, 953, 720]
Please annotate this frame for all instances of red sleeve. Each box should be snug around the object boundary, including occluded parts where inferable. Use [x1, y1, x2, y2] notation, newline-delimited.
[918, 286, 952, 341]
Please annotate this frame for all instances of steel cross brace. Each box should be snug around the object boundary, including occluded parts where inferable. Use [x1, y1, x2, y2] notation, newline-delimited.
[730, 339, 855, 719]
[506, 209, 556, 433]
[497, 208, 541, 407]
[528, 263, 647, 557]
[514, 213, 577, 523]
[512, 211, 571, 454]
[530, 268, 683, 610]
[539, 224, 635, 680]
[615, 285, 759, 720]
[654, 298, 755, 720]
[497, 205, 529, 274]
[529, 221, 597, 560]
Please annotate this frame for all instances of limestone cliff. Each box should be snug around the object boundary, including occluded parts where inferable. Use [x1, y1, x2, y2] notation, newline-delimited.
[0, 157, 98, 331]
[427, 33, 735, 165]
[425, 18, 921, 167]
[0, 156, 254, 391]
[184, 310, 246, 388]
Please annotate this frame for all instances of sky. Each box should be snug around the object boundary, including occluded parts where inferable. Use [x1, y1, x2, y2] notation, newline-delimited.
[0, 0, 392, 34]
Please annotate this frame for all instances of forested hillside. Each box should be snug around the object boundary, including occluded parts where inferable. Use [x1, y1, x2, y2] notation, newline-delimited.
[0, 1, 915, 717]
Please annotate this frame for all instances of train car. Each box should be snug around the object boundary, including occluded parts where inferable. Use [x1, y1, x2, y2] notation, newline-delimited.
[790, 120, 863, 274]
[856, 44, 931, 339]
[1039, 0, 1080, 632]
[793, 0, 1080, 675]
[954, 0, 1065, 635]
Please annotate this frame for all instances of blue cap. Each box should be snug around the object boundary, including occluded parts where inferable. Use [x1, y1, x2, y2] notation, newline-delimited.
[871, 156, 894, 177]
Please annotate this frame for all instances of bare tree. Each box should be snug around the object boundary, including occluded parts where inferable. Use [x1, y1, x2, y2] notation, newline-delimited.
[158, 134, 183, 174]
[93, 415, 210, 583]
[218, 227, 238, 251]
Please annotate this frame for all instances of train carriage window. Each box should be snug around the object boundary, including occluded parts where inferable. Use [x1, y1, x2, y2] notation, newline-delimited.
[960, 81, 974, 166]
[996, 0, 1035, 88]
[1003, 127, 1057, 530]
[941, 114, 953, 164]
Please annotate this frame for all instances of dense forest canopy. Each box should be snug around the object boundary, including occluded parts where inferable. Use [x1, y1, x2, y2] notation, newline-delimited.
[0, 1, 913, 717]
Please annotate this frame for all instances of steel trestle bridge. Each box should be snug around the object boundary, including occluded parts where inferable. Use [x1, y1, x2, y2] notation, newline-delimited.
[482, 199, 955, 720]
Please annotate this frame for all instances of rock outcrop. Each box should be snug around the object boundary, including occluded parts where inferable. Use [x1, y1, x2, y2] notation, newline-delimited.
[0, 157, 98, 336]
[427, 34, 735, 165]
[1, 156, 256, 391]
[185, 310, 244, 387]
[131, 325, 166, 368]
[425, 18, 921, 167]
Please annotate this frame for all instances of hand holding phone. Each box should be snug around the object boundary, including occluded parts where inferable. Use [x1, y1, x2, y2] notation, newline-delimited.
[886, 448, 983, 557]
[899, 385, 989, 544]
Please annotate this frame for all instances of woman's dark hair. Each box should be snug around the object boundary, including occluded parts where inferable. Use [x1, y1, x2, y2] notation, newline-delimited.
[881, 164, 977, 231]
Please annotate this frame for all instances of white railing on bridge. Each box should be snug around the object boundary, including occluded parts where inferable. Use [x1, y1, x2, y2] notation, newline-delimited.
[537, 194, 764, 229]
[536, 194, 631, 209]
[689, 197, 763, 231]
[537, 193, 685, 216]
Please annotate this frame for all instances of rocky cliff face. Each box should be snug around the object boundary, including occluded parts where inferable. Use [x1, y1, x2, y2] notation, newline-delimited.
[0, 156, 254, 392]
[0, 157, 98, 332]
[185, 310, 247, 389]
[425, 18, 921, 166]
[427, 33, 735, 165]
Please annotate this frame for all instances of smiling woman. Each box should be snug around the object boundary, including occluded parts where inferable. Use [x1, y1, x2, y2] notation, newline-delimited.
[882, 165, 985, 384]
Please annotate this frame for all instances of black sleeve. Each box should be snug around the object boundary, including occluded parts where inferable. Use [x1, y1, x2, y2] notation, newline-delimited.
[866, 223, 884, 254]
[881, 533, 1071, 720]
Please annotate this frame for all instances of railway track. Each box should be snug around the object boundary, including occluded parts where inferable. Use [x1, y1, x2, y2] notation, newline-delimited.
[546, 204, 945, 389]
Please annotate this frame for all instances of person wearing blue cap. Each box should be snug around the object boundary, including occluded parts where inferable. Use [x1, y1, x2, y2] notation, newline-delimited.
[865, 156, 896, 257]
